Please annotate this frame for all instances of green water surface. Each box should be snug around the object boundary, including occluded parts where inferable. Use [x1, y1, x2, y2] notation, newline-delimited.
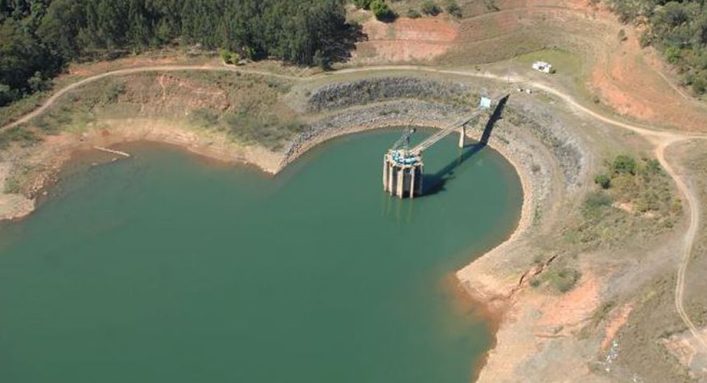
[0, 129, 522, 382]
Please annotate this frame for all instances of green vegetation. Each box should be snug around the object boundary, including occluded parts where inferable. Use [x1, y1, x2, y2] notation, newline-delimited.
[564, 154, 681, 249]
[407, 8, 422, 18]
[445, 0, 463, 18]
[0, 126, 40, 150]
[353, 0, 373, 9]
[0, 0, 353, 107]
[514, 49, 584, 79]
[612, 154, 637, 175]
[222, 113, 306, 150]
[484, 0, 500, 12]
[421, 0, 442, 16]
[371, 0, 396, 21]
[353, 0, 396, 21]
[594, 173, 611, 189]
[530, 263, 582, 293]
[582, 190, 613, 219]
[220, 49, 242, 66]
[545, 267, 582, 293]
[606, 0, 707, 94]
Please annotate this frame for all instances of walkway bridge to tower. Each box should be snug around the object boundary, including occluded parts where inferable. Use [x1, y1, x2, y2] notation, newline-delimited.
[382, 94, 506, 198]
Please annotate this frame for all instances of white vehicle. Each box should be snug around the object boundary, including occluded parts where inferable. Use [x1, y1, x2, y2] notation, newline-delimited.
[532, 61, 553, 73]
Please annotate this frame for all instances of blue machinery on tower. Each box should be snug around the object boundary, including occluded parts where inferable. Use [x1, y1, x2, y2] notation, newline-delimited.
[382, 96, 496, 198]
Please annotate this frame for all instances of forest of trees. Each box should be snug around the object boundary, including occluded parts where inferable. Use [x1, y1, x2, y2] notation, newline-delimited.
[0, 0, 350, 106]
[607, 0, 707, 94]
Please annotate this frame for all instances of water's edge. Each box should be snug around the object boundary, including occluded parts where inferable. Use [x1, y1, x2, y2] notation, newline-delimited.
[2, 125, 530, 382]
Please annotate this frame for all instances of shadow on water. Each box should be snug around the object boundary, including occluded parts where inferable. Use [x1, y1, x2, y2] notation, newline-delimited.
[422, 95, 509, 197]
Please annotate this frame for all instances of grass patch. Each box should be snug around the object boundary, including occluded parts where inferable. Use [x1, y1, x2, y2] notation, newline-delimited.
[0, 127, 41, 150]
[538, 266, 582, 293]
[3, 163, 33, 194]
[513, 48, 583, 77]
[189, 108, 221, 128]
[223, 113, 306, 150]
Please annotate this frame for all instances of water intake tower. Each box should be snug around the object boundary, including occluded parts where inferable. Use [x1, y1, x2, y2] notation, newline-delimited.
[382, 96, 497, 199]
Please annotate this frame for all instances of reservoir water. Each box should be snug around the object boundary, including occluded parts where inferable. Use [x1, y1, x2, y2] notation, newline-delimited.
[0, 129, 522, 382]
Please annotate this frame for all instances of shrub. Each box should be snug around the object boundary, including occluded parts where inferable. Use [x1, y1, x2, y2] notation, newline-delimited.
[639, 32, 652, 48]
[529, 278, 541, 288]
[644, 159, 662, 174]
[407, 8, 422, 18]
[618, 29, 627, 42]
[612, 154, 637, 175]
[220, 48, 231, 64]
[446, 0, 462, 18]
[101, 82, 125, 104]
[594, 174, 611, 189]
[582, 191, 613, 219]
[220, 49, 241, 65]
[665, 46, 681, 64]
[484, 0, 499, 11]
[421, 0, 441, 16]
[353, 0, 373, 9]
[692, 73, 707, 94]
[547, 268, 581, 293]
[0, 127, 40, 150]
[230, 52, 242, 65]
[189, 108, 220, 128]
[371, 0, 396, 21]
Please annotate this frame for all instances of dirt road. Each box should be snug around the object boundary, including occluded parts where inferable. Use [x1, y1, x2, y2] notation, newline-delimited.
[2, 63, 706, 351]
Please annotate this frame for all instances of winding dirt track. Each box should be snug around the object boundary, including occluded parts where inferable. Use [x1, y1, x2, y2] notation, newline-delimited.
[2, 63, 706, 351]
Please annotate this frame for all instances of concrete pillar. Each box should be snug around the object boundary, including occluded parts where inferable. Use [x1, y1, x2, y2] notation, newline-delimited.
[387, 162, 394, 195]
[409, 168, 416, 199]
[382, 157, 388, 192]
[396, 168, 404, 198]
[419, 165, 424, 196]
[459, 125, 466, 148]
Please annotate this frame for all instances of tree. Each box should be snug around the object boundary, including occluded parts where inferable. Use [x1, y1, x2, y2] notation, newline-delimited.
[0, 83, 15, 106]
[0, 18, 58, 105]
[313, 49, 330, 70]
[37, 0, 84, 60]
[0, 0, 356, 107]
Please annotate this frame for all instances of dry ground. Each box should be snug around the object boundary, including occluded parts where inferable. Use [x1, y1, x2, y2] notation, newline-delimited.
[349, 0, 707, 132]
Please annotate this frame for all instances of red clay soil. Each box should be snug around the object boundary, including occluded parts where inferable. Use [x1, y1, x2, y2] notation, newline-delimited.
[423, 0, 707, 132]
[354, 17, 459, 63]
[502, 0, 707, 131]
[589, 26, 707, 132]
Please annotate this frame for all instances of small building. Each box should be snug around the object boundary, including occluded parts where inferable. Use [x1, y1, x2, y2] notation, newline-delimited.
[532, 61, 553, 74]
[479, 96, 492, 109]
